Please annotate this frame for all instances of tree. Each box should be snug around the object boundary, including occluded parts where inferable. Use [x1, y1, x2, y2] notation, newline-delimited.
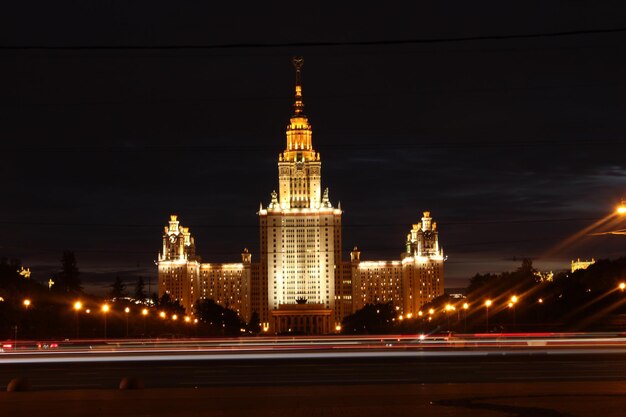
[247, 311, 261, 334]
[158, 293, 185, 315]
[110, 276, 126, 299]
[194, 299, 244, 336]
[55, 251, 81, 293]
[342, 302, 396, 334]
[134, 276, 146, 302]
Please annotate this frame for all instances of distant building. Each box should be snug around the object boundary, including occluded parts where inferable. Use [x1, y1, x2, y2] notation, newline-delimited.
[158, 58, 445, 333]
[571, 258, 595, 273]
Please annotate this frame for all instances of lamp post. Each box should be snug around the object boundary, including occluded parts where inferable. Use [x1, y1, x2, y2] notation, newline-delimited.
[485, 299, 492, 332]
[73, 301, 82, 339]
[142, 308, 148, 336]
[102, 304, 110, 339]
[124, 307, 130, 337]
[510, 295, 518, 330]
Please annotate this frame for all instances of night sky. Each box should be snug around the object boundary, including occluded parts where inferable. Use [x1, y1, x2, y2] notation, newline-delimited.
[2, 3, 626, 294]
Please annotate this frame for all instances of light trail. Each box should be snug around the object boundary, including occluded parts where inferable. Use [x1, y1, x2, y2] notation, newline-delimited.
[4, 347, 626, 365]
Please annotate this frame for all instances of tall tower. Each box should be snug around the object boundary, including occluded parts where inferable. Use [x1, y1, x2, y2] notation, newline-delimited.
[157, 215, 200, 312]
[401, 211, 445, 314]
[258, 57, 342, 333]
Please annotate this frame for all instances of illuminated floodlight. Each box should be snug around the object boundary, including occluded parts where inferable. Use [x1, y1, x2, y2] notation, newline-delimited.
[23, 299, 31, 308]
[462, 303, 469, 310]
[124, 307, 130, 314]
[619, 282, 626, 291]
[142, 308, 148, 316]
[74, 301, 82, 311]
[485, 299, 492, 307]
[102, 304, 110, 313]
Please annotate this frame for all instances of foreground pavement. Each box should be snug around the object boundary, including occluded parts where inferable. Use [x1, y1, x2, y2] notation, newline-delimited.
[2, 382, 626, 417]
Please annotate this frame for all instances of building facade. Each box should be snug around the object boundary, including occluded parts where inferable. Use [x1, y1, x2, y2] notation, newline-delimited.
[158, 58, 444, 333]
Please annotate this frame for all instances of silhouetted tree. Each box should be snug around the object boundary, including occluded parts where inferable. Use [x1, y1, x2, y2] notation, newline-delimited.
[134, 276, 146, 302]
[158, 293, 185, 315]
[342, 302, 396, 334]
[55, 251, 81, 293]
[195, 298, 244, 336]
[110, 276, 126, 299]
[247, 311, 261, 334]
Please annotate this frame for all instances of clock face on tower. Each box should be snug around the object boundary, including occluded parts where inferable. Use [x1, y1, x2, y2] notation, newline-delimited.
[169, 235, 176, 244]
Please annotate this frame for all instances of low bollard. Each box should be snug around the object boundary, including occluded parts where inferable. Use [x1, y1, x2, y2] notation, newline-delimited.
[7, 378, 31, 392]
[119, 376, 144, 390]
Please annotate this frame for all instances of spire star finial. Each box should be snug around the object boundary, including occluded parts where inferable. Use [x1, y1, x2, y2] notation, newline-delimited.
[292, 56, 305, 115]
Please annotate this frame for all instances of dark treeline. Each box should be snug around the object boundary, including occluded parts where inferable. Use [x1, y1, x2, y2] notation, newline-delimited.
[0, 253, 258, 341]
[343, 258, 626, 334]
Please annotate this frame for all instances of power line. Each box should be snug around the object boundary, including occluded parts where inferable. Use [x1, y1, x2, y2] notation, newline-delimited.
[2, 27, 625, 50]
[0, 217, 601, 229]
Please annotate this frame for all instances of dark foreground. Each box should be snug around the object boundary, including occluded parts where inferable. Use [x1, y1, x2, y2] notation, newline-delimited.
[2, 382, 626, 417]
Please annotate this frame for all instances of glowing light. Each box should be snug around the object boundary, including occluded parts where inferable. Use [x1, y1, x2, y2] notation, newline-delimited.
[538, 298, 543, 303]
[184, 316, 191, 323]
[428, 308, 435, 315]
[462, 303, 469, 310]
[86, 309, 91, 314]
[406, 313, 413, 319]
[398, 315, 404, 321]
[619, 282, 626, 291]
[142, 308, 148, 316]
[172, 314, 178, 321]
[618, 204, 626, 214]
[511, 295, 518, 304]
[74, 301, 82, 311]
[23, 299, 31, 308]
[335, 324, 342, 332]
[159, 311, 166, 319]
[124, 307, 130, 314]
[418, 311, 423, 317]
[485, 300, 492, 307]
[102, 304, 110, 313]
[508, 302, 513, 308]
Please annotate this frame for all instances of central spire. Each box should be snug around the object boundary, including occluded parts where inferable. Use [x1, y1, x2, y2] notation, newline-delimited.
[284, 56, 314, 155]
[293, 56, 305, 115]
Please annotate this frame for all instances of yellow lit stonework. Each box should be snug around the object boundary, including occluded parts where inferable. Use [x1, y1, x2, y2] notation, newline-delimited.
[157, 57, 445, 332]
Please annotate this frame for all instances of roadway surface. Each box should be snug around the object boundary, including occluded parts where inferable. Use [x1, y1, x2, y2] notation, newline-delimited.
[2, 335, 626, 416]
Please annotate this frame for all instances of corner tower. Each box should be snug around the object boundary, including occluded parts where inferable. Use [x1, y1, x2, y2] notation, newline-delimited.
[258, 57, 343, 334]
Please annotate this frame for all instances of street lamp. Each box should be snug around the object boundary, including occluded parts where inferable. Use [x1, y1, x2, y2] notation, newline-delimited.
[142, 308, 148, 336]
[73, 301, 82, 339]
[23, 299, 31, 308]
[124, 307, 130, 337]
[102, 304, 110, 339]
[510, 295, 518, 330]
[619, 282, 626, 292]
[485, 299, 492, 332]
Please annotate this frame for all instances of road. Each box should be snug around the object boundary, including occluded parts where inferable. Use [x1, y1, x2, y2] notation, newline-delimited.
[1, 334, 626, 389]
[2, 335, 626, 416]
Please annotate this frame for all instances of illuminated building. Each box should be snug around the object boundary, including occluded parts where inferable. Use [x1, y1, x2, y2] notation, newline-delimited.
[158, 57, 445, 332]
[351, 212, 445, 314]
[157, 215, 252, 317]
[257, 57, 342, 333]
[571, 258, 595, 273]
